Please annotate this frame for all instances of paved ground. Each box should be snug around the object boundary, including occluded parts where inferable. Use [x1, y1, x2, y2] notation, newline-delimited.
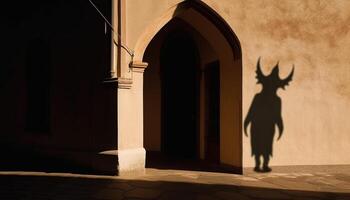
[0, 165, 349, 200]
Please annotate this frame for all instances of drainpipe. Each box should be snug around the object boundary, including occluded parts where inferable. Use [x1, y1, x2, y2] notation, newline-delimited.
[104, 0, 118, 82]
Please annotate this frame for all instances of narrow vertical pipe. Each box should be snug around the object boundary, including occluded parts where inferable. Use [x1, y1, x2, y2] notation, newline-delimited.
[105, 0, 119, 81]
[110, 0, 117, 79]
[117, 0, 122, 77]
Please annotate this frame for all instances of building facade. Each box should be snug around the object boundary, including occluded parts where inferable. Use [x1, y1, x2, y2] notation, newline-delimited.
[1, 0, 350, 175]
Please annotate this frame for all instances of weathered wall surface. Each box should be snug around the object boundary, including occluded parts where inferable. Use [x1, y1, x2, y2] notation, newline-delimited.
[127, 0, 350, 167]
[203, 0, 350, 167]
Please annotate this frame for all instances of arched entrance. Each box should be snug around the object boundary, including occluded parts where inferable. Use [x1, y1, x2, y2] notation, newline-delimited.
[139, 1, 242, 172]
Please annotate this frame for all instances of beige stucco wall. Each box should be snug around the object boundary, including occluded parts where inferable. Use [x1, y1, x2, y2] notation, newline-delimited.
[211, 0, 350, 167]
[125, 0, 350, 167]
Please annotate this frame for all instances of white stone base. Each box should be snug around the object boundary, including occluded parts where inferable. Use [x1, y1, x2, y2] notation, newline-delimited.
[117, 148, 146, 176]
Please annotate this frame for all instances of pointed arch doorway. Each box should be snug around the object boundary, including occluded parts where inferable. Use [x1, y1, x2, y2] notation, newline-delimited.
[140, 1, 242, 173]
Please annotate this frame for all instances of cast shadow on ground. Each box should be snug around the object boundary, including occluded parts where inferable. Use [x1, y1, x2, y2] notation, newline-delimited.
[0, 173, 348, 200]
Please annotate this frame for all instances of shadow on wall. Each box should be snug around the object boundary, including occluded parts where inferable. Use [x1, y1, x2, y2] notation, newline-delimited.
[244, 57, 294, 173]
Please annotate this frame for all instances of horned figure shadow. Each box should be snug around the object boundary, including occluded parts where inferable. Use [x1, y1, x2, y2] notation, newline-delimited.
[244, 58, 294, 172]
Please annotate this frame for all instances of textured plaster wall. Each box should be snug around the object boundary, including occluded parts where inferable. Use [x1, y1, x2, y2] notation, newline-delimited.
[127, 0, 350, 167]
[203, 0, 350, 167]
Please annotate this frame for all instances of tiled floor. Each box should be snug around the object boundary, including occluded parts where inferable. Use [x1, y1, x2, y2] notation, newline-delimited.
[0, 165, 349, 200]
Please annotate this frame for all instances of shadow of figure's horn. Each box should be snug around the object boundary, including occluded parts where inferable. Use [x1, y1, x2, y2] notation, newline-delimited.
[280, 65, 294, 90]
[256, 57, 266, 84]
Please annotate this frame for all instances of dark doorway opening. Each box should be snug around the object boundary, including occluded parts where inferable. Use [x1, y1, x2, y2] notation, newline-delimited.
[204, 61, 220, 163]
[143, 0, 243, 173]
[142, 18, 240, 173]
[160, 30, 199, 159]
[25, 38, 51, 134]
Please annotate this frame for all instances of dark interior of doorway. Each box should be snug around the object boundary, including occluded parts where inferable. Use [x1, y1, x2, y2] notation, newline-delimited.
[204, 61, 220, 163]
[148, 59, 224, 172]
[160, 30, 199, 159]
